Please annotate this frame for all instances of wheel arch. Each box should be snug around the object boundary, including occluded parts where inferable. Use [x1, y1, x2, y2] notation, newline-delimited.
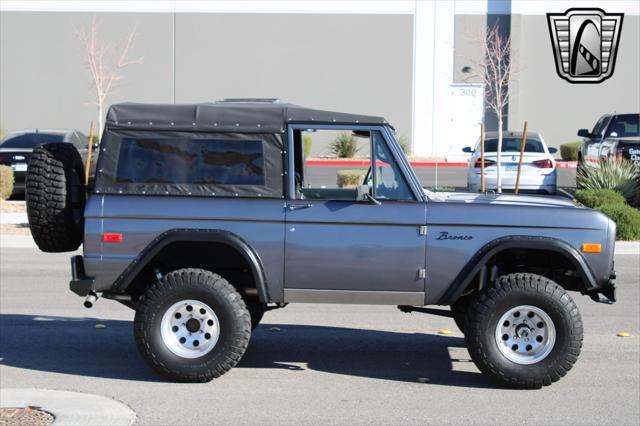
[439, 235, 598, 305]
[112, 228, 269, 303]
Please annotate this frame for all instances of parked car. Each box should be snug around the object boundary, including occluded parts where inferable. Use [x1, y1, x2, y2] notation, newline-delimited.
[577, 113, 640, 178]
[0, 129, 97, 196]
[463, 131, 558, 194]
[26, 99, 616, 389]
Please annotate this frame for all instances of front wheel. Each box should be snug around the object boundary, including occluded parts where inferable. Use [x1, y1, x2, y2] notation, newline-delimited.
[465, 273, 583, 389]
[134, 268, 251, 382]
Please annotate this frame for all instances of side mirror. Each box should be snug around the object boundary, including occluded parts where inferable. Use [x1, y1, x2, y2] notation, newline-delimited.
[548, 147, 558, 154]
[462, 147, 474, 153]
[577, 129, 591, 138]
[356, 185, 381, 205]
[356, 185, 370, 202]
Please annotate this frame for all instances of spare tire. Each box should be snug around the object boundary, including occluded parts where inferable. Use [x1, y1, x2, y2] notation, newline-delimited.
[26, 142, 85, 252]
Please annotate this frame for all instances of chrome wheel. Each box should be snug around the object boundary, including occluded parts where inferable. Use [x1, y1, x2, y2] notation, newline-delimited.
[495, 305, 556, 365]
[160, 299, 221, 359]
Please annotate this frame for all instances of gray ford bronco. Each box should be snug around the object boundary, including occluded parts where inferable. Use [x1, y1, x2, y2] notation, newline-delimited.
[26, 99, 617, 388]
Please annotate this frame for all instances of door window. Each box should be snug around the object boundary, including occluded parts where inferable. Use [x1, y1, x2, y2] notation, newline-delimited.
[591, 116, 610, 137]
[293, 129, 371, 200]
[372, 131, 414, 201]
[291, 128, 414, 201]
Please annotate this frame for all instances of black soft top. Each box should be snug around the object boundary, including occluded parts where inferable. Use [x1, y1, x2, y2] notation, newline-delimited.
[106, 99, 388, 133]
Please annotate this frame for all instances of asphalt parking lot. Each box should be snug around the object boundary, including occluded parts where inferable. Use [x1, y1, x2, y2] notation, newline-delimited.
[0, 244, 638, 425]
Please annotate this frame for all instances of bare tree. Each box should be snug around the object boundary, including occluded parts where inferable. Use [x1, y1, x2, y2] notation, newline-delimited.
[77, 17, 142, 137]
[467, 23, 516, 193]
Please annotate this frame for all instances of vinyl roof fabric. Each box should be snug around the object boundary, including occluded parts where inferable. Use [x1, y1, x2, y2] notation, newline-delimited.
[105, 99, 388, 133]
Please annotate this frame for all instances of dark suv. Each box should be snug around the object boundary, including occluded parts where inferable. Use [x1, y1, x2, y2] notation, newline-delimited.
[0, 129, 94, 196]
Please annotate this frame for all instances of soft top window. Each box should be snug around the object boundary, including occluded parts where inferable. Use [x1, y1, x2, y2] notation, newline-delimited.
[94, 130, 284, 198]
[116, 138, 265, 186]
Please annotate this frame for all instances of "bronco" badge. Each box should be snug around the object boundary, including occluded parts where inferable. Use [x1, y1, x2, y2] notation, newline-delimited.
[437, 231, 473, 241]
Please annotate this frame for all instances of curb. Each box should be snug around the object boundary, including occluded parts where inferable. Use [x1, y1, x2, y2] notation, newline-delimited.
[0, 388, 136, 426]
[305, 160, 577, 168]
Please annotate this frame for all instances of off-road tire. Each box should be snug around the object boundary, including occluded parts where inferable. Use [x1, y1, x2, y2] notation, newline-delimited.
[450, 294, 473, 333]
[465, 273, 583, 389]
[134, 268, 251, 382]
[26, 142, 85, 252]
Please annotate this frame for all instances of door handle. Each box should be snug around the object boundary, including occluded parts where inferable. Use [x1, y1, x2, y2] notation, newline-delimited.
[288, 203, 313, 211]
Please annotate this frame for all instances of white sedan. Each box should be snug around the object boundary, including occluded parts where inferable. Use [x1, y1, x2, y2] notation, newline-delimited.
[462, 131, 558, 194]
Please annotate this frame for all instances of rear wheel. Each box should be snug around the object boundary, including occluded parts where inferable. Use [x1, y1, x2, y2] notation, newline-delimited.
[134, 268, 251, 382]
[465, 273, 583, 389]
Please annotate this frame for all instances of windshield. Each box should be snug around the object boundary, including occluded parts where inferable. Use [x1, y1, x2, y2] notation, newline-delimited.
[1, 133, 65, 149]
[607, 114, 639, 137]
[481, 138, 544, 153]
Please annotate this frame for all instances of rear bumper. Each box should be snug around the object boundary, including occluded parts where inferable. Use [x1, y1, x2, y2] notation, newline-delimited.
[69, 255, 95, 297]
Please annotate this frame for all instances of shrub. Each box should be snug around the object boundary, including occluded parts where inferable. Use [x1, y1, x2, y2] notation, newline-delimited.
[597, 203, 640, 241]
[303, 135, 313, 157]
[330, 132, 359, 158]
[336, 170, 366, 188]
[559, 141, 581, 161]
[397, 135, 410, 155]
[574, 188, 627, 208]
[0, 165, 14, 199]
[577, 159, 640, 202]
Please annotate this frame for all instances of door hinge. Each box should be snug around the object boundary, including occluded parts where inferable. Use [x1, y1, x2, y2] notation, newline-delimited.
[419, 225, 428, 236]
[418, 268, 426, 279]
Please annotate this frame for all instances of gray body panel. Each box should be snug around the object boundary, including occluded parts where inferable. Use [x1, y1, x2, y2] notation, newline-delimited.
[284, 200, 426, 296]
[84, 196, 286, 300]
[82, 185, 614, 306]
[424, 193, 613, 304]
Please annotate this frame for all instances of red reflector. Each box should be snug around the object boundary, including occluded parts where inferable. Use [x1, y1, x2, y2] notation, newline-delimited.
[102, 233, 123, 243]
[532, 159, 553, 169]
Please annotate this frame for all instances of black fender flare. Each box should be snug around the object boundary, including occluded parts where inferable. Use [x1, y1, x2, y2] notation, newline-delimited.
[112, 228, 270, 303]
[438, 235, 598, 305]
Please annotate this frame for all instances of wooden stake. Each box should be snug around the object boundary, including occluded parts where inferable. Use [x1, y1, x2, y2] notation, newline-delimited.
[480, 123, 485, 192]
[514, 121, 528, 194]
[85, 121, 95, 185]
